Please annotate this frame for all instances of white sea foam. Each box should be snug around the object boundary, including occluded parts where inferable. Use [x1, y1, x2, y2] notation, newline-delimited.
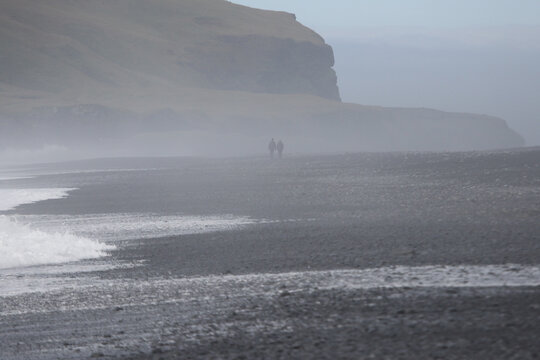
[2, 264, 539, 309]
[0, 188, 75, 211]
[14, 213, 258, 242]
[0, 261, 142, 296]
[0, 187, 114, 270]
[0, 176, 33, 181]
[0, 215, 114, 270]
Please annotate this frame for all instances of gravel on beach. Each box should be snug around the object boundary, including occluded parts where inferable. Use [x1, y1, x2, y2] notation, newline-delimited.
[1, 148, 540, 359]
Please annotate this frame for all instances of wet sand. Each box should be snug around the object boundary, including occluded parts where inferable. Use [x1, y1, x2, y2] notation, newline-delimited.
[1, 148, 540, 359]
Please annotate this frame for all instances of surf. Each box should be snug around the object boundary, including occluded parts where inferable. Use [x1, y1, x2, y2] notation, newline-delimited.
[0, 188, 76, 212]
[0, 215, 114, 269]
[0, 188, 114, 269]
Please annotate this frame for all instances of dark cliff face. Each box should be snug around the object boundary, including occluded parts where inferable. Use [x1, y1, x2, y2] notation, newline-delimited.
[187, 35, 340, 100]
[0, 0, 339, 101]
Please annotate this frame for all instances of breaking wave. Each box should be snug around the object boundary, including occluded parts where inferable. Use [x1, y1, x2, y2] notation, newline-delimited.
[0, 188, 114, 269]
[0, 215, 114, 270]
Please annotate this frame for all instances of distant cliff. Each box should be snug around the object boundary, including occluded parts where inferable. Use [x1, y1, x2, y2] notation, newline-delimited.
[0, 0, 524, 155]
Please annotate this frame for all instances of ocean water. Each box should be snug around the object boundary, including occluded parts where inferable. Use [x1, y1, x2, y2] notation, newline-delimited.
[1, 157, 539, 298]
[0, 165, 257, 273]
[0, 164, 261, 295]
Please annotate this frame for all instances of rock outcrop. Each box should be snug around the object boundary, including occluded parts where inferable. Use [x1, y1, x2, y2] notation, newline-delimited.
[187, 35, 339, 99]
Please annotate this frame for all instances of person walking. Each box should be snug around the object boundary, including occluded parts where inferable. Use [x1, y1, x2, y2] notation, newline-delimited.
[277, 140, 284, 159]
[268, 138, 276, 159]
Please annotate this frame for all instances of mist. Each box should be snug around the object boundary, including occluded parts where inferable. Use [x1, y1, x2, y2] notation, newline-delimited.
[2, 2, 540, 358]
[331, 26, 540, 146]
[0, 0, 530, 162]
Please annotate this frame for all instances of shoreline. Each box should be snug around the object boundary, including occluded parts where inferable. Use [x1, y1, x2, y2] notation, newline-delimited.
[1, 149, 540, 358]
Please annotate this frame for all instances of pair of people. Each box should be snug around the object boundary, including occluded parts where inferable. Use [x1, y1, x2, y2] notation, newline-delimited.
[268, 138, 284, 159]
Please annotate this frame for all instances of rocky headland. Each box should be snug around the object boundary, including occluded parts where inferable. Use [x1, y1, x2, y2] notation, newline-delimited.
[0, 0, 524, 154]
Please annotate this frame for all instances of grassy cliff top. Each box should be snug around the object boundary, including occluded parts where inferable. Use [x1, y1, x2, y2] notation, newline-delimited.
[0, 0, 331, 113]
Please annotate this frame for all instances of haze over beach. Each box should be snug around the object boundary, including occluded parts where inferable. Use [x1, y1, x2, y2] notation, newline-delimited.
[235, 0, 540, 146]
[1, 1, 540, 359]
[0, 0, 533, 164]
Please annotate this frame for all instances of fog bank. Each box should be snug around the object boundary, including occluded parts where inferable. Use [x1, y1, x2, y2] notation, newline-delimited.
[331, 26, 540, 145]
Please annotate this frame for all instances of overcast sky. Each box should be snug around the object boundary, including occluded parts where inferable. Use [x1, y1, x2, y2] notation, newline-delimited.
[233, 0, 540, 35]
[233, 1, 540, 145]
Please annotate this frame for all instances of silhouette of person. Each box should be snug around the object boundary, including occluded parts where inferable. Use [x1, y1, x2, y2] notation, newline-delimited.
[277, 140, 284, 158]
[268, 138, 276, 159]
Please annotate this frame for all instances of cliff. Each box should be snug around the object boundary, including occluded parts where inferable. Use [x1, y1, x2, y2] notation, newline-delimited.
[0, 0, 339, 102]
[0, 0, 524, 155]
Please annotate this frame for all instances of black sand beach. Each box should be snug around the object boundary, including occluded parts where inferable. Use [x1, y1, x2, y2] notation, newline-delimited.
[1, 149, 540, 359]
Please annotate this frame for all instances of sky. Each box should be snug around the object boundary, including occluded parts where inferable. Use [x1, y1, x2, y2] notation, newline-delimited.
[233, 1, 540, 145]
[233, 0, 540, 35]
